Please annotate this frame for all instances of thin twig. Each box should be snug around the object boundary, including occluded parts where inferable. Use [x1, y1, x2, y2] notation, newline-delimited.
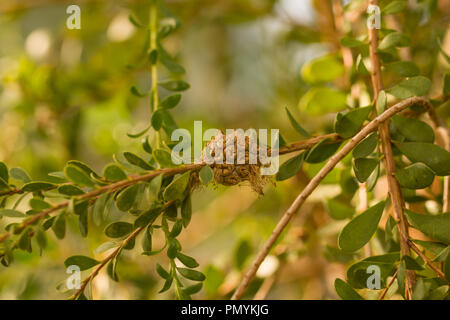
[408, 240, 447, 282]
[378, 269, 399, 300]
[0, 164, 203, 244]
[231, 96, 430, 300]
[368, 0, 414, 297]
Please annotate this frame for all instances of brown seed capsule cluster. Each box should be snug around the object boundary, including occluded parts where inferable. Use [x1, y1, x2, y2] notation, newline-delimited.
[202, 130, 266, 194]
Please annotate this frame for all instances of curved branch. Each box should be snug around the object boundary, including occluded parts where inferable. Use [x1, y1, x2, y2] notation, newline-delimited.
[231, 96, 430, 300]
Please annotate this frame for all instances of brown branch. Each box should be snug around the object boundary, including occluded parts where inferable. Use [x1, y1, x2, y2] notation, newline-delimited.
[408, 240, 447, 282]
[0, 132, 348, 245]
[0, 164, 203, 244]
[378, 269, 399, 300]
[368, 0, 414, 298]
[0, 188, 23, 198]
[231, 96, 429, 300]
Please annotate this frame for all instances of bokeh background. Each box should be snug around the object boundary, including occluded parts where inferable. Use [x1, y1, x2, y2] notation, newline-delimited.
[0, 0, 449, 299]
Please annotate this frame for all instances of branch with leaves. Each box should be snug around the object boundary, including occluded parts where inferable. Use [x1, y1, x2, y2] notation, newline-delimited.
[1, 0, 450, 301]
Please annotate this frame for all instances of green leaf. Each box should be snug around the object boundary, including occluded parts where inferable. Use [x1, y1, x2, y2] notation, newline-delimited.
[338, 201, 386, 252]
[64, 255, 100, 271]
[382, 1, 407, 14]
[199, 166, 213, 185]
[126, 124, 151, 139]
[93, 193, 109, 226]
[181, 195, 192, 228]
[128, 13, 144, 27]
[9, 168, 31, 183]
[78, 205, 88, 237]
[170, 220, 183, 238]
[394, 142, 450, 176]
[0, 162, 8, 183]
[67, 160, 100, 178]
[156, 263, 170, 279]
[391, 115, 435, 143]
[285, 108, 311, 137]
[134, 206, 162, 228]
[64, 165, 94, 187]
[103, 164, 128, 181]
[123, 152, 153, 170]
[445, 252, 450, 282]
[402, 256, 424, 270]
[160, 94, 182, 109]
[22, 182, 56, 192]
[159, 277, 173, 293]
[183, 283, 203, 295]
[0, 209, 26, 218]
[52, 214, 66, 239]
[412, 278, 427, 300]
[347, 259, 396, 289]
[141, 226, 152, 252]
[151, 109, 166, 131]
[18, 228, 32, 253]
[379, 32, 410, 50]
[159, 80, 190, 91]
[29, 198, 51, 211]
[353, 133, 378, 158]
[276, 153, 304, 181]
[177, 268, 205, 281]
[116, 184, 140, 212]
[130, 85, 147, 97]
[305, 139, 341, 164]
[176, 252, 199, 268]
[0, 177, 9, 191]
[405, 210, 450, 245]
[444, 74, 450, 97]
[334, 279, 364, 300]
[353, 158, 378, 183]
[58, 185, 84, 196]
[235, 239, 252, 270]
[356, 54, 369, 75]
[105, 221, 133, 238]
[340, 36, 365, 48]
[163, 172, 190, 202]
[300, 87, 347, 115]
[396, 163, 435, 189]
[94, 241, 119, 254]
[376, 91, 386, 115]
[385, 61, 419, 77]
[165, 203, 178, 222]
[301, 55, 344, 84]
[153, 149, 176, 168]
[335, 106, 372, 139]
[326, 198, 355, 220]
[148, 49, 158, 64]
[387, 76, 432, 99]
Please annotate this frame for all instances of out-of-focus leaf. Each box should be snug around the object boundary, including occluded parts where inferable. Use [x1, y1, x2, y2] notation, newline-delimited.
[300, 87, 347, 115]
